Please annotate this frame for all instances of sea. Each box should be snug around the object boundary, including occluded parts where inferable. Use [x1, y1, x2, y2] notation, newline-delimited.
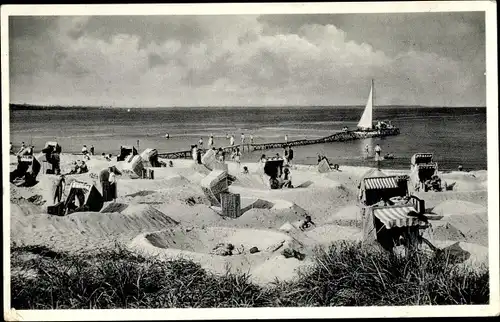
[9, 106, 487, 171]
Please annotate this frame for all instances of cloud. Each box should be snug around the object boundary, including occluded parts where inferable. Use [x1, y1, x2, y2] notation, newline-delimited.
[9, 14, 485, 107]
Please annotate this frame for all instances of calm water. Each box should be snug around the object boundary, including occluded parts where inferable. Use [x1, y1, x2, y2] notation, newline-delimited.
[9, 106, 487, 171]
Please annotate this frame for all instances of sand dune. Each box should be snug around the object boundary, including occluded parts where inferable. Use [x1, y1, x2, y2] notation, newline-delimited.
[9, 154, 490, 283]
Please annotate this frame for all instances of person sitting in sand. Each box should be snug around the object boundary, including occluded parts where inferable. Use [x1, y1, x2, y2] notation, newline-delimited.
[281, 167, 293, 188]
[299, 215, 316, 231]
[79, 161, 88, 173]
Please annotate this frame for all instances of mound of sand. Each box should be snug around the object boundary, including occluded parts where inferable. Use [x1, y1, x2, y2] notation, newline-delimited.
[425, 211, 488, 246]
[11, 204, 179, 252]
[429, 240, 488, 271]
[432, 200, 487, 216]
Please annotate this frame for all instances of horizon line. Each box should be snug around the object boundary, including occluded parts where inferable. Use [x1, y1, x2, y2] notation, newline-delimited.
[9, 103, 487, 109]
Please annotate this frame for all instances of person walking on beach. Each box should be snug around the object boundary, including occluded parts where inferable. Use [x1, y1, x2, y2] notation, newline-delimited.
[250, 134, 254, 144]
[230, 135, 235, 146]
[285, 134, 288, 143]
[90, 145, 95, 155]
[198, 137, 204, 149]
[364, 144, 370, 159]
[208, 135, 214, 148]
[99, 168, 111, 201]
[53, 175, 65, 204]
[234, 147, 242, 167]
[287, 146, 294, 165]
[109, 168, 117, 201]
[374, 144, 382, 168]
[241, 133, 245, 145]
[226, 133, 229, 140]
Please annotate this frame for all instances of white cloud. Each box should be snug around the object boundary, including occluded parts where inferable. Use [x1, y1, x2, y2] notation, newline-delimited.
[10, 16, 485, 107]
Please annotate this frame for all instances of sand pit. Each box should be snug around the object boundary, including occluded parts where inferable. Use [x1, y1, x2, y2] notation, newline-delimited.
[128, 227, 302, 278]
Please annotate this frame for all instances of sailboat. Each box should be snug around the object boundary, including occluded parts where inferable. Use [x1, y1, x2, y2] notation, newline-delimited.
[353, 80, 400, 137]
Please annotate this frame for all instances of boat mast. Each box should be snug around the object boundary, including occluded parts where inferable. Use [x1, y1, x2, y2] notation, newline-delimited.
[372, 78, 375, 128]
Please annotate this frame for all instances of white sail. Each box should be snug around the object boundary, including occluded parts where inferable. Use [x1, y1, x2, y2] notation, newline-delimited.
[357, 82, 373, 129]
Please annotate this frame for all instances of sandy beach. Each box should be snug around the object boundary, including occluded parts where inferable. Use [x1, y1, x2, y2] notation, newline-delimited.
[9, 153, 489, 285]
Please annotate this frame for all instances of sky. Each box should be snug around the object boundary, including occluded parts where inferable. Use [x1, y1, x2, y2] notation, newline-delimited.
[9, 13, 486, 107]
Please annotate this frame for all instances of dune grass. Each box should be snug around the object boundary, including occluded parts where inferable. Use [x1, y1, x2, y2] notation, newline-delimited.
[10, 242, 488, 309]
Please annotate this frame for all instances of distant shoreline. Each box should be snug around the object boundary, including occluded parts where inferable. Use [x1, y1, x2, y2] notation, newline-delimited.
[9, 103, 487, 111]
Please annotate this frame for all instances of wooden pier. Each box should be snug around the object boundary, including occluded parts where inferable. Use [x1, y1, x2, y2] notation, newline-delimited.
[157, 128, 400, 160]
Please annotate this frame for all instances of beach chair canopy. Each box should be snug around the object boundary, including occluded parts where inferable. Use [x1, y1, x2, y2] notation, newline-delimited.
[415, 164, 438, 182]
[200, 170, 229, 207]
[65, 181, 104, 212]
[122, 155, 144, 177]
[42, 141, 62, 154]
[201, 149, 217, 170]
[372, 206, 420, 229]
[140, 148, 160, 167]
[411, 153, 433, 166]
[360, 175, 409, 206]
[264, 159, 284, 178]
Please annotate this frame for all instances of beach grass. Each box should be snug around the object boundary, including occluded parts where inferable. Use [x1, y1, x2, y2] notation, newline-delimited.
[10, 242, 488, 309]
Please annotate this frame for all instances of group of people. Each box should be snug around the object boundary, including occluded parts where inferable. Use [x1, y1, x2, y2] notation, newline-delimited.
[12, 142, 35, 156]
[68, 160, 89, 174]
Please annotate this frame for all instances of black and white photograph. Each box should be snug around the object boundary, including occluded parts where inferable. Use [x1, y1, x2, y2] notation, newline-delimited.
[2, 2, 498, 320]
